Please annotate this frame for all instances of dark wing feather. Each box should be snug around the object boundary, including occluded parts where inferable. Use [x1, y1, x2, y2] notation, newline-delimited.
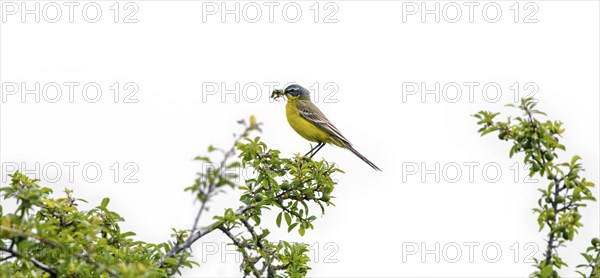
[295, 100, 352, 147]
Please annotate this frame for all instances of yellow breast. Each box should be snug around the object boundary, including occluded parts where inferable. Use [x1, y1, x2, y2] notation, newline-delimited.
[286, 97, 330, 143]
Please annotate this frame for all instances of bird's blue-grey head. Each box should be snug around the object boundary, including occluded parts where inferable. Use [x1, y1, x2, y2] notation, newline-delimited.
[284, 84, 310, 98]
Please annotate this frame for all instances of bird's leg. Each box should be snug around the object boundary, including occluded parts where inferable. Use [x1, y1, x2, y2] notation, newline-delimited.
[309, 142, 326, 158]
[304, 142, 323, 158]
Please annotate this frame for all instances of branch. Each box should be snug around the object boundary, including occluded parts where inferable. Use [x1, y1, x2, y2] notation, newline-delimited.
[240, 219, 266, 251]
[164, 126, 253, 274]
[275, 198, 309, 223]
[0, 228, 118, 277]
[274, 178, 314, 200]
[241, 218, 279, 277]
[590, 260, 598, 278]
[0, 246, 57, 277]
[159, 204, 255, 266]
[527, 111, 560, 267]
[78, 251, 118, 277]
[0, 254, 15, 263]
[218, 226, 262, 277]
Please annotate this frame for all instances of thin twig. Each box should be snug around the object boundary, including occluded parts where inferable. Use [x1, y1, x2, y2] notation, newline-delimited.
[0, 246, 57, 277]
[589, 256, 599, 277]
[240, 219, 266, 251]
[241, 218, 277, 277]
[0, 254, 15, 263]
[218, 226, 262, 277]
[275, 199, 309, 223]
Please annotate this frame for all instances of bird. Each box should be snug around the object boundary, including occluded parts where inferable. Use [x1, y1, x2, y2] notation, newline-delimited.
[281, 84, 381, 171]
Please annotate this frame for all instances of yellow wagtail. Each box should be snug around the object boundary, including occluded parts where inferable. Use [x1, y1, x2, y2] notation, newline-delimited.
[280, 84, 381, 171]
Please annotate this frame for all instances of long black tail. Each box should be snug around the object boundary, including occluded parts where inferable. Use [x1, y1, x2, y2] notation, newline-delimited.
[347, 146, 382, 171]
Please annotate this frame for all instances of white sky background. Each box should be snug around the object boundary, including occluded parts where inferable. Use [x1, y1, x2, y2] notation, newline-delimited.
[1, 1, 599, 277]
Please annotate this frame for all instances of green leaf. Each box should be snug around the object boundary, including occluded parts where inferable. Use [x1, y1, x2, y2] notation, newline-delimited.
[227, 161, 241, 169]
[276, 212, 282, 228]
[284, 212, 292, 226]
[480, 126, 499, 136]
[540, 264, 553, 277]
[571, 155, 581, 166]
[287, 223, 298, 233]
[582, 253, 592, 262]
[101, 197, 110, 208]
[252, 214, 261, 226]
[163, 257, 178, 266]
[122, 231, 136, 237]
[194, 156, 210, 162]
[509, 144, 519, 158]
